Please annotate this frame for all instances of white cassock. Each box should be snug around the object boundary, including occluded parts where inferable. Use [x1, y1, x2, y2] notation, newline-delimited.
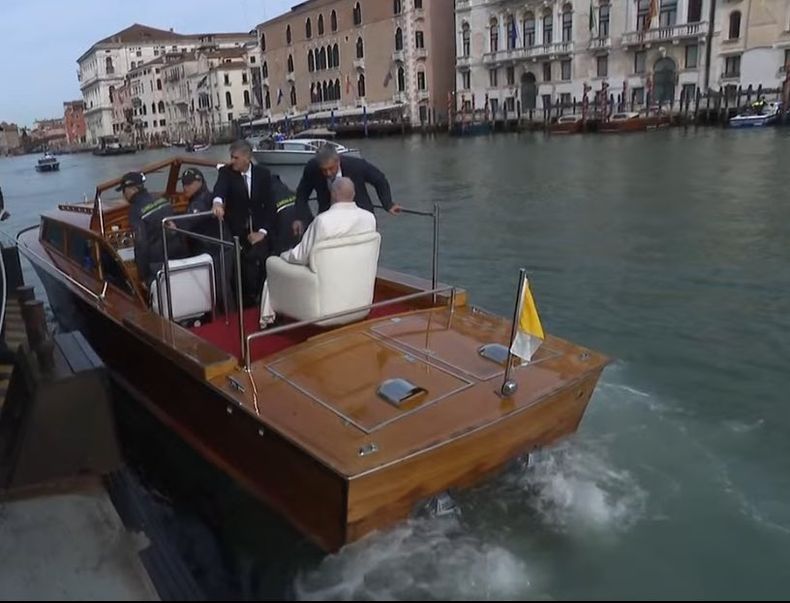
[259, 202, 377, 326]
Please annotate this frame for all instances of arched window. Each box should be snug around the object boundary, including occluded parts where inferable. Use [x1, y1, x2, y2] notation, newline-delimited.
[542, 10, 553, 45]
[262, 61, 268, 78]
[331, 10, 338, 31]
[396, 27, 404, 51]
[562, 5, 573, 42]
[507, 15, 517, 50]
[225, 91, 233, 108]
[326, 45, 333, 68]
[334, 78, 341, 100]
[356, 36, 364, 59]
[288, 54, 294, 73]
[729, 11, 741, 39]
[265, 88, 270, 109]
[358, 73, 366, 97]
[243, 90, 250, 106]
[490, 18, 499, 52]
[306, 18, 312, 39]
[397, 66, 405, 91]
[108, 85, 115, 103]
[353, 2, 362, 26]
[462, 23, 471, 56]
[322, 81, 328, 101]
[523, 12, 535, 46]
[260, 32, 266, 51]
[319, 47, 326, 69]
[105, 56, 114, 74]
[151, 103, 156, 114]
[308, 50, 315, 72]
[332, 44, 339, 68]
[290, 85, 297, 106]
[394, 0, 402, 15]
[286, 25, 292, 45]
[158, 100, 165, 113]
[318, 14, 324, 35]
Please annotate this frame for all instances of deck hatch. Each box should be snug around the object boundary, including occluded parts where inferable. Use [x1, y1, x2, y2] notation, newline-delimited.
[478, 343, 510, 365]
[377, 378, 427, 408]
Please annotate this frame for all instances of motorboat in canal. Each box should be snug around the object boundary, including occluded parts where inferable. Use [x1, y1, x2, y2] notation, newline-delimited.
[93, 135, 137, 156]
[15, 157, 610, 551]
[253, 137, 360, 166]
[729, 100, 782, 128]
[549, 114, 585, 134]
[599, 107, 672, 133]
[34, 153, 60, 172]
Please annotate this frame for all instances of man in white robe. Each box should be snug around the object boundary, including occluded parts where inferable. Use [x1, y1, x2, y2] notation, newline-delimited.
[259, 177, 376, 327]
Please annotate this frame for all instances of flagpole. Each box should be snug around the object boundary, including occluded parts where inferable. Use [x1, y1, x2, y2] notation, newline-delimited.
[502, 268, 527, 397]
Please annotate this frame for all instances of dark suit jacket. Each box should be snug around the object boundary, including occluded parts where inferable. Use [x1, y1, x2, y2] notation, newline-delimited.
[294, 155, 393, 219]
[212, 164, 276, 244]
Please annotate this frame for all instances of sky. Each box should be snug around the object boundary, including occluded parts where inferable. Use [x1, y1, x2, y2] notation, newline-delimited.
[0, 0, 296, 127]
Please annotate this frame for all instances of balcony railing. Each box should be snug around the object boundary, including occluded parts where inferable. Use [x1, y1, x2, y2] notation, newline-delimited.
[354, 57, 365, 69]
[415, 48, 428, 60]
[588, 37, 611, 51]
[483, 41, 573, 64]
[457, 55, 473, 68]
[622, 22, 708, 46]
[417, 89, 430, 101]
[393, 50, 406, 62]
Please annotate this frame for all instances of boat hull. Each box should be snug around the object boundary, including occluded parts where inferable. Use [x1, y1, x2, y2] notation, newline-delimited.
[35, 164, 60, 172]
[253, 148, 361, 166]
[599, 117, 671, 133]
[729, 115, 779, 128]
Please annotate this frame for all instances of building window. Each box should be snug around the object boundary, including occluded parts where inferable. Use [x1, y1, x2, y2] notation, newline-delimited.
[309, 51, 315, 71]
[319, 47, 326, 69]
[225, 91, 233, 108]
[637, 0, 650, 30]
[542, 62, 552, 81]
[358, 73, 366, 97]
[523, 13, 535, 46]
[599, 2, 610, 37]
[562, 5, 572, 43]
[306, 18, 312, 39]
[288, 54, 294, 73]
[286, 25, 292, 45]
[543, 11, 553, 45]
[224, 73, 230, 85]
[505, 96, 515, 112]
[418, 71, 426, 90]
[157, 100, 164, 113]
[333, 43, 339, 68]
[331, 10, 337, 32]
[561, 59, 571, 80]
[542, 94, 552, 109]
[506, 65, 515, 85]
[681, 83, 696, 102]
[634, 50, 646, 73]
[785, 48, 790, 70]
[729, 11, 741, 39]
[415, 0, 422, 8]
[318, 14, 324, 35]
[131, 61, 136, 69]
[397, 67, 405, 91]
[153, 120, 158, 127]
[151, 102, 156, 114]
[489, 68, 498, 87]
[251, 56, 256, 64]
[244, 90, 250, 106]
[685, 44, 698, 68]
[356, 36, 364, 58]
[394, 0, 402, 15]
[228, 112, 233, 122]
[724, 55, 740, 77]
[490, 18, 499, 52]
[335, 78, 341, 100]
[560, 92, 571, 106]
[687, 0, 702, 22]
[242, 72, 248, 85]
[597, 55, 608, 77]
[632, 87, 645, 104]
[462, 23, 471, 56]
[109, 85, 115, 103]
[396, 28, 403, 51]
[353, 2, 362, 26]
[263, 61, 268, 77]
[507, 16, 517, 50]
[105, 57, 114, 74]
[260, 32, 266, 51]
[660, 0, 677, 27]
[290, 85, 297, 106]
[265, 88, 271, 108]
[416, 31, 424, 49]
[136, 50, 142, 57]
[462, 71, 470, 89]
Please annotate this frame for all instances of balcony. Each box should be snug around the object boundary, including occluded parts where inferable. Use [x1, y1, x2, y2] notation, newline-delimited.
[415, 48, 428, 60]
[393, 50, 406, 62]
[588, 37, 611, 51]
[456, 0, 471, 9]
[287, 71, 296, 83]
[417, 89, 430, 102]
[354, 57, 365, 70]
[622, 22, 708, 46]
[309, 100, 340, 112]
[483, 41, 574, 64]
[394, 91, 408, 103]
[456, 55, 473, 68]
[413, 7, 425, 20]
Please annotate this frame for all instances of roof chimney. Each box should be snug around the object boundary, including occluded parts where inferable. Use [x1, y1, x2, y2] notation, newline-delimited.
[169, 27, 174, 32]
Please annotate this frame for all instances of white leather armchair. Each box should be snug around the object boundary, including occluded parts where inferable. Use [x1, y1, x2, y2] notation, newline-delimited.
[265, 231, 381, 326]
[150, 253, 215, 322]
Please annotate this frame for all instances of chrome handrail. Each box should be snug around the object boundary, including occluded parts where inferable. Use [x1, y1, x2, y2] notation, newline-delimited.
[244, 285, 454, 371]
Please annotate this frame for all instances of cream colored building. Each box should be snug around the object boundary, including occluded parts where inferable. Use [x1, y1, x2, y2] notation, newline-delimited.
[77, 24, 254, 143]
[255, 0, 455, 127]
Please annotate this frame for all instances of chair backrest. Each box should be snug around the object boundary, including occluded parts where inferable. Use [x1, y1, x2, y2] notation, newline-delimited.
[309, 231, 381, 320]
[150, 253, 215, 322]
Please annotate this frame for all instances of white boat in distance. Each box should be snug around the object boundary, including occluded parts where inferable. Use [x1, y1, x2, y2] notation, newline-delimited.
[253, 138, 361, 166]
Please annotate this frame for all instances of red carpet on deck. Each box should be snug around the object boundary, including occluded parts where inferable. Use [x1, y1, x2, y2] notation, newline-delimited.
[190, 302, 413, 362]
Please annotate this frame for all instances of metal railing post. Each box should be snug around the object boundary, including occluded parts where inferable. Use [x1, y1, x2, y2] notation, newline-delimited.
[161, 219, 174, 321]
[218, 219, 229, 325]
[432, 203, 440, 292]
[233, 236, 245, 367]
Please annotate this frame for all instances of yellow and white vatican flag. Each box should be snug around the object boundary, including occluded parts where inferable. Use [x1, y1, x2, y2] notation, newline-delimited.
[509, 278, 545, 363]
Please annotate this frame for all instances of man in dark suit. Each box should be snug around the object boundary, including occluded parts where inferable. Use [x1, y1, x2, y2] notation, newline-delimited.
[212, 139, 277, 306]
[291, 144, 401, 237]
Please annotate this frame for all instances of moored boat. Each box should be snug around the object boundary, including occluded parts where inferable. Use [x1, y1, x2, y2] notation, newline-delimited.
[729, 100, 782, 128]
[16, 157, 610, 551]
[599, 108, 672, 133]
[550, 114, 585, 134]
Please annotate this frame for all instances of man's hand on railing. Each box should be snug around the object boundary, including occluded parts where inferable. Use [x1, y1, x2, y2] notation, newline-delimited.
[388, 204, 403, 215]
[212, 202, 225, 220]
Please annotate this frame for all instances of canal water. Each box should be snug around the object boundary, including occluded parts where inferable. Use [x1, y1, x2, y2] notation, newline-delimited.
[1, 128, 788, 600]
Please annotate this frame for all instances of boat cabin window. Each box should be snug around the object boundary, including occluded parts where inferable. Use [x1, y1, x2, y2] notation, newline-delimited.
[99, 246, 136, 296]
[66, 229, 99, 276]
[43, 220, 66, 252]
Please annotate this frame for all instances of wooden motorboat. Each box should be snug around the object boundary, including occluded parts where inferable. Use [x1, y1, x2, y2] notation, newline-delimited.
[16, 157, 610, 551]
[599, 108, 672, 133]
[550, 114, 585, 134]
